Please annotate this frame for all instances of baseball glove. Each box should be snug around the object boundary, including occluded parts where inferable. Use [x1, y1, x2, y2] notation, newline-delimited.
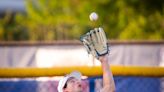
[80, 27, 109, 59]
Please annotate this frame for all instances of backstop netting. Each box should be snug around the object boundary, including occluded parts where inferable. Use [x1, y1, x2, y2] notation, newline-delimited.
[0, 66, 164, 92]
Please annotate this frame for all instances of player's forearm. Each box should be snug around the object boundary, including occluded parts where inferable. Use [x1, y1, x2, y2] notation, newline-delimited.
[100, 56, 116, 92]
[102, 62, 115, 92]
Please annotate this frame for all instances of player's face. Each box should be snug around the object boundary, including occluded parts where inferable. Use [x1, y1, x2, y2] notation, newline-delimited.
[63, 77, 82, 92]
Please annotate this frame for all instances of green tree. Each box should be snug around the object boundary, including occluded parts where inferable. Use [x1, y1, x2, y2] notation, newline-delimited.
[0, 0, 163, 41]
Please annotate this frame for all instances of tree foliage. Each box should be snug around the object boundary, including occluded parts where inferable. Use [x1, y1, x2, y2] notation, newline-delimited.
[0, 0, 164, 41]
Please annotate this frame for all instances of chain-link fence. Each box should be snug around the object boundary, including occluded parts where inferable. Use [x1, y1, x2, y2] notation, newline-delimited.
[0, 76, 164, 92]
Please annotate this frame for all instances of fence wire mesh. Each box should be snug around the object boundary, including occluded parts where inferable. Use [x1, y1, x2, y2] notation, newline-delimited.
[0, 76, 164, 92]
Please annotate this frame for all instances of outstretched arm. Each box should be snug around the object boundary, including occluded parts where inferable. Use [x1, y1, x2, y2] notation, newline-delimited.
[99, 55, 115, 92]
[80, 27, 115, 91]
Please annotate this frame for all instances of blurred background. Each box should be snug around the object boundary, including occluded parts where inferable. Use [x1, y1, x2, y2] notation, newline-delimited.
[0, 0, 164, 92]
[0, 0, 163, 41]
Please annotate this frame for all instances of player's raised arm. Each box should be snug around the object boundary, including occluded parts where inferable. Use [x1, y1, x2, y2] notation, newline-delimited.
[80, 27, 115, 92]
[80, 12, 115, 92]
[99, 55, 116, 92]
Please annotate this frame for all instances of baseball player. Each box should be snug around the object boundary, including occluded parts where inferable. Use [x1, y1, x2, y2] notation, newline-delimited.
[58, 27, 115, 92]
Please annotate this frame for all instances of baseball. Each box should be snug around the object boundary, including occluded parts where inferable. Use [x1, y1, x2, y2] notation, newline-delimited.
[89, 12, 98, 21]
